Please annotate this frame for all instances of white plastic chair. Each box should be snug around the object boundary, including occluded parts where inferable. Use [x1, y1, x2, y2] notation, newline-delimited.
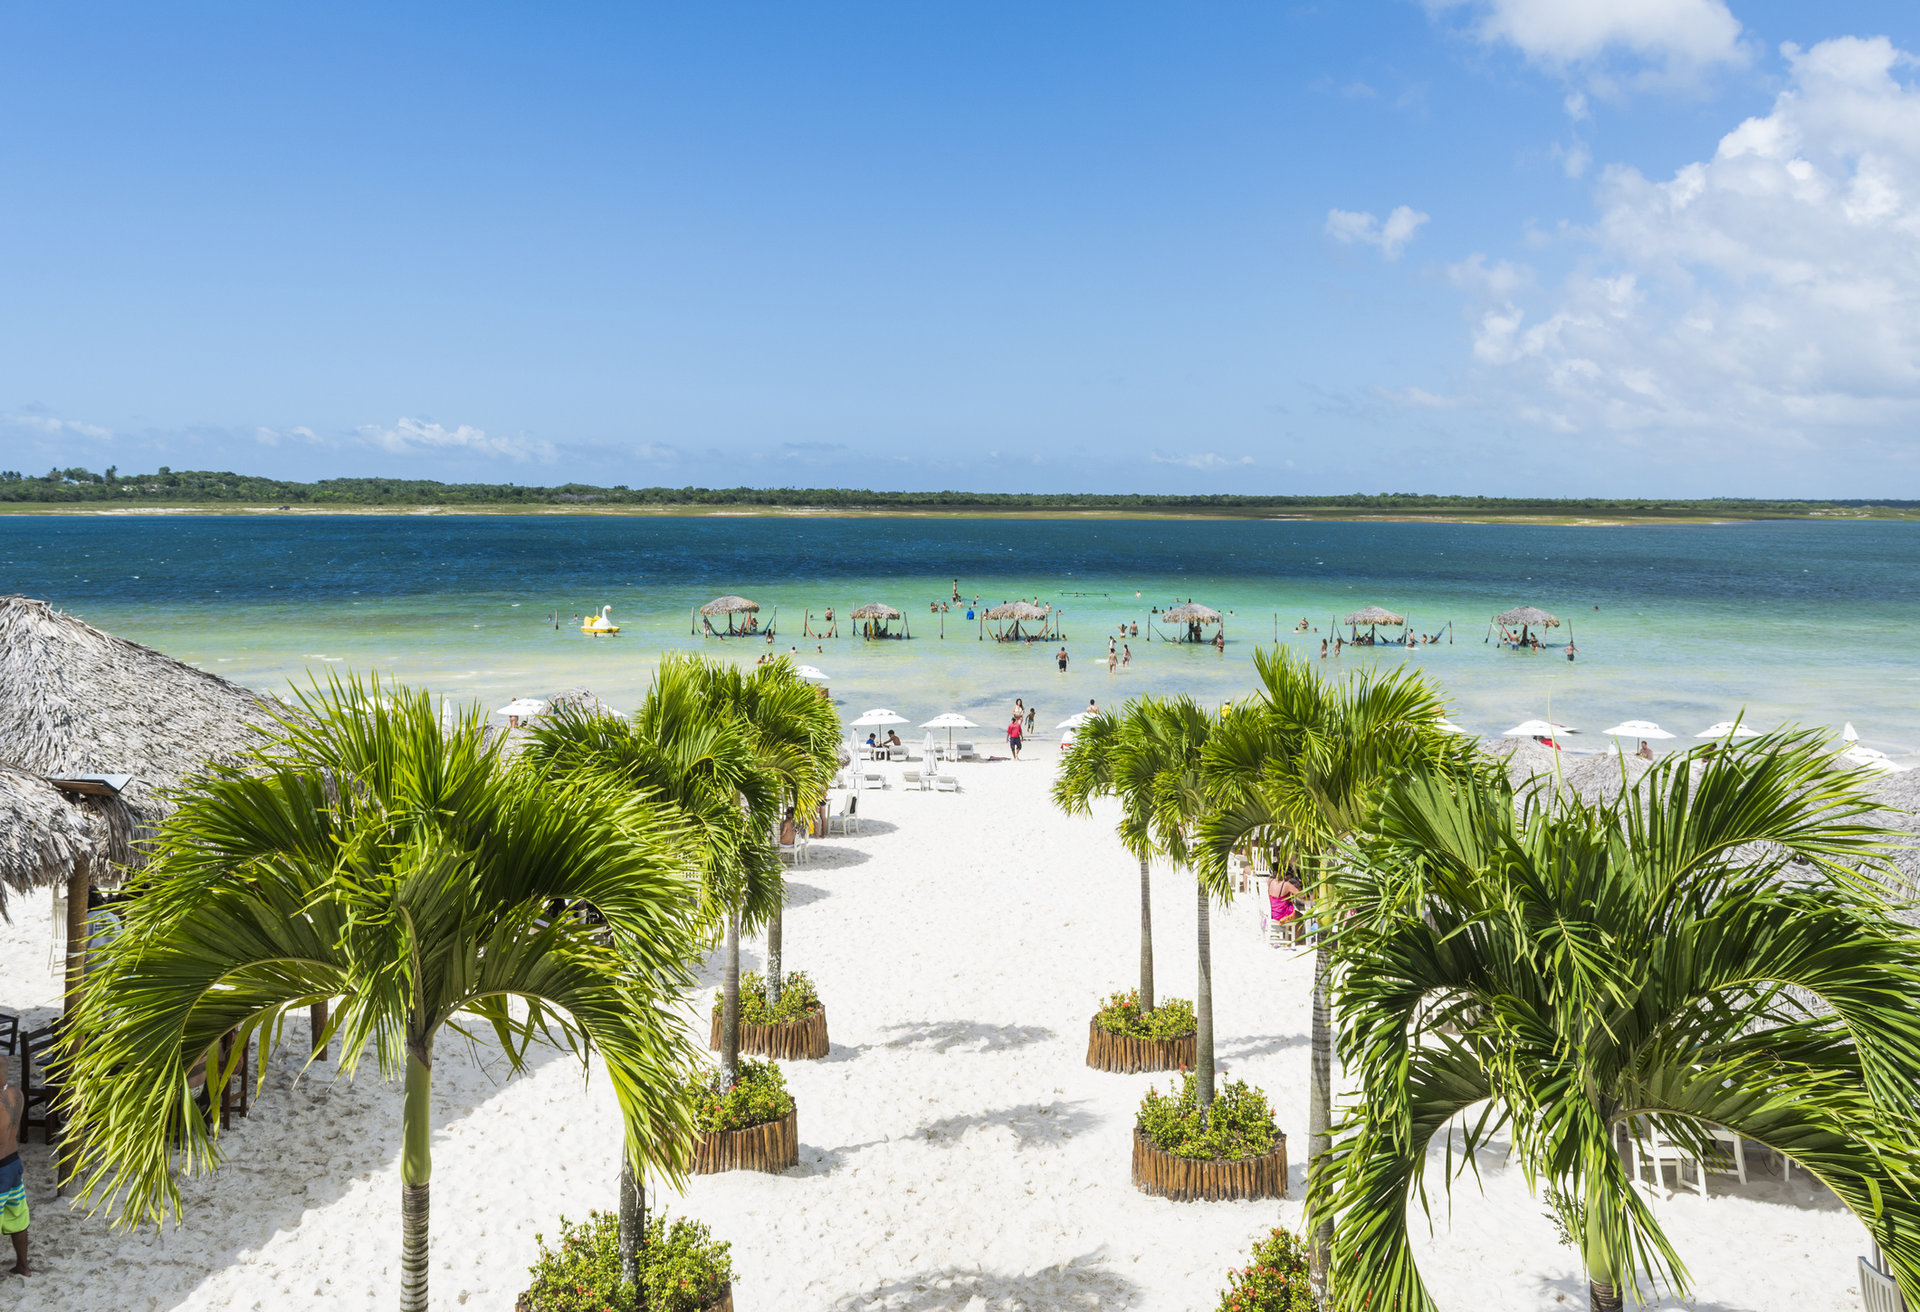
[826, 792, 858, 835]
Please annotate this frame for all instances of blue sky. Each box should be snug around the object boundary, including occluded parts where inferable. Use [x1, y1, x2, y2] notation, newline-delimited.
[5, 1, 1920, 496]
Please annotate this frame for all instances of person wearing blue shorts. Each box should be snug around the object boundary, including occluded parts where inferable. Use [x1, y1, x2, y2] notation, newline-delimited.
[0, 1074, 28, 1277]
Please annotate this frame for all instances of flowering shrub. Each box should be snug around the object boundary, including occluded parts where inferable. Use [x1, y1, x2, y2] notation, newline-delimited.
[688, 1057, 795, 1134]
[1093, 989, 1197, 1040]
[1214, 1227, 1314, 1312]
[1138, 1070, 1279, 1161]
[712, 970, 822, 1025]
[521, 1208, 733, 1312]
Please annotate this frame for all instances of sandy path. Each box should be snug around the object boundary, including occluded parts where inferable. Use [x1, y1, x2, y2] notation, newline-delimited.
[0, 754, 1872, 1309]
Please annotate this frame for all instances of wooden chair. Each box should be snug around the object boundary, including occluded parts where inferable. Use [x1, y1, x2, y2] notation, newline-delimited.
[18, 1021, 64, 1145]
[0, 1010, 18, 1056]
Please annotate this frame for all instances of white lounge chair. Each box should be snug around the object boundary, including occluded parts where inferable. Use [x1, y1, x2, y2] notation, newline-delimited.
[934, 772, 959, 792]
[860, 767, 887, 790]
[901, 768, 925, 790]
[954, 740, 976, 760]
[826, 792, 859, 835]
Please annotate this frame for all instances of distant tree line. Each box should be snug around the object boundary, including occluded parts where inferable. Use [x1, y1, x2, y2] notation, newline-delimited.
[0, 466, 1912, 517]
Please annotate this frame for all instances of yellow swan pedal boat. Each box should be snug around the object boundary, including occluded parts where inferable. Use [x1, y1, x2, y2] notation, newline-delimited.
[581, 606, 621, 636]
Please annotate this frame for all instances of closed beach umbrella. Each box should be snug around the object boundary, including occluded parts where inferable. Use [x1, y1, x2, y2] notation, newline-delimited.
[1695, 720, 1761, 740]
[1601, 719, 1675, 740]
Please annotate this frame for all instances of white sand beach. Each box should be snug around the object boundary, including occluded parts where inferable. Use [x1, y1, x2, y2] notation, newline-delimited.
[0, 752, 1877, 1311]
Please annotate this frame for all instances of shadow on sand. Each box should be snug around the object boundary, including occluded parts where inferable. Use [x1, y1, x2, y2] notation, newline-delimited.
[863, 1020, 1056, 1055]
[914, 1100, 1101, 1152]
[826, 1251, 1140, 1311]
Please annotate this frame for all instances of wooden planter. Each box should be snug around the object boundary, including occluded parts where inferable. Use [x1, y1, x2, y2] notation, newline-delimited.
[710, 1006, 830, 1060]
[1131, 1123, 1287, 1202]
[693, 1107, 799, 1175]
[1085, 1017, 1197, 1073]
[517, 1281, 731, 1312]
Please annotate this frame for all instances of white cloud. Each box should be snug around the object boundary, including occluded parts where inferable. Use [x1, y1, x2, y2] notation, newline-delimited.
[252, 425, 320, 447]
[354, 417, 556, 461]
[1151, 451, 1255, 470]
[1325, 205, 1431, 259]
[5, 412, 113, 440]
[1450, 37, 1920, 461]
[1430, 0, 1748, 88]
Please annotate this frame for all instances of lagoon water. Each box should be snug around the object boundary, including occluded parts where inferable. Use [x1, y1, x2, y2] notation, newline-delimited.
[4, 514, 1918, 758]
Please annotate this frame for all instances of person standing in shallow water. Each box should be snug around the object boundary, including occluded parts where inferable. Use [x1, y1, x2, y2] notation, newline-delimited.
[1056, 646, 1068, 672]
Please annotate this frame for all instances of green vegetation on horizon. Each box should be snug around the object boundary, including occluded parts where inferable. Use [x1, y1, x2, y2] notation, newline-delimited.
[3, 465, 1914, 518]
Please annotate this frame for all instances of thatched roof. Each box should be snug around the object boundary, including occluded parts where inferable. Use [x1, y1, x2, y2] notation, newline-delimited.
[1495, 606, 1560, 628]
[0, 765, 109, 914]
[986, 602, 1049, 621]
[850, 602, 902, 620]
[0, 595, 274, 894]
[700, 595, 759, 615]
[1162, 603, 1221, 624]
[1344, 605, 1405, 627]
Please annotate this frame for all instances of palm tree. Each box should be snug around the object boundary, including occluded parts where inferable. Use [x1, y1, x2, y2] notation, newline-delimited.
[1066, 696, 1223, 1109]
[685, 657, 842, 1007]
[1315, 733, 1920, 1311]
[64, 679, 706, 1312]
[525, 655, 785, 1289]
[1052, 703, 1160, 1012]
[1197, 646, 1479, 1274]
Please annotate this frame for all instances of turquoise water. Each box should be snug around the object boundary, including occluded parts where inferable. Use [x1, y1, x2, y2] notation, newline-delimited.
[5, 515, 1917, 757]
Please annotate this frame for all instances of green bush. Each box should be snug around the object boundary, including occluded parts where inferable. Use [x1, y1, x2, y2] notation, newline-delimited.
[712, 970, 822, 1025]
[521, 1208, 734, 1312]
[689, 1057, 795, 1134]
[1093, 989, 1196, 1040]
[1138, 1070, 1279, 1161]
[1214, 1227, 1315, 1312]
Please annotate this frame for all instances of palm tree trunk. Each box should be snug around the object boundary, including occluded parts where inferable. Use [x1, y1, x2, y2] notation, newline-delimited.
[1588, 1283, 1622, 1312]
[400, 1047, 433, 1312]
[1195, 878, 1214, 1120]
[1308, 931, 1334, 1286]
[1138, 856, 1154, 1012]
[720, 907, 741, 1085]
[618, 1154, 646, 1302]
[766, 905, 784, 1007]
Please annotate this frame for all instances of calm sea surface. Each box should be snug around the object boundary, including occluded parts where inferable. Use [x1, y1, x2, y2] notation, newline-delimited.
[4, 515, 1917, 758]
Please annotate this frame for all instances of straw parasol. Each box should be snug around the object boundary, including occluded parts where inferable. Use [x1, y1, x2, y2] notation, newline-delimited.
[0, 595, 273, 882]
[1494, 606, 1560, 628]
[700, 595, 760, 616]
[0, 764, 105, 918]
[1344, 605, 1406, 627]
[1162, 603, 1221, 625]
[985, 602, 1049, 621]
[850, 603, 902, 621]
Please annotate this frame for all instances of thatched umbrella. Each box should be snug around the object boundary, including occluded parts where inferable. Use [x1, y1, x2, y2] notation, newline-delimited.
[850, 602, 906, 639]
[697, 594, 762, 636]
[1494, 606, 1560, 628]
[0, 595, 274, 1056]
[0, 764, 104, 918]
[984, 601, 1049, 641]
[1344, 605, 1405, 628]
[1162, 603, 1221, 625]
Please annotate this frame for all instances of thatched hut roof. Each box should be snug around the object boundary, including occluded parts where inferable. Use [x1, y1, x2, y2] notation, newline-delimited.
[0, 765, 108, 915]
[0, 595, 274, 893]
[986, 602, 1049, 621]
[1495, 606, 1560, 628]
[1162, 603, 1221, 624]
[850, 602, 902, 621]
[700, 595, 759, 615]
[1344, 605, 1405, 627]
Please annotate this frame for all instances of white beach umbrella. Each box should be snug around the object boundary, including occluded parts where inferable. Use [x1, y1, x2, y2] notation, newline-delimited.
[1503, 719, 1576, 738]
[1695, 721, 1761, 740]
[1435, 719, 1474, 735]
[795, 664, 829, 681]
[1056, 710, 1097, 730]
[496, 697, 548, 721]
[850, 708, 909, 727]
[1602, 720, 1675, 740]
[921, 711, 978, 749]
